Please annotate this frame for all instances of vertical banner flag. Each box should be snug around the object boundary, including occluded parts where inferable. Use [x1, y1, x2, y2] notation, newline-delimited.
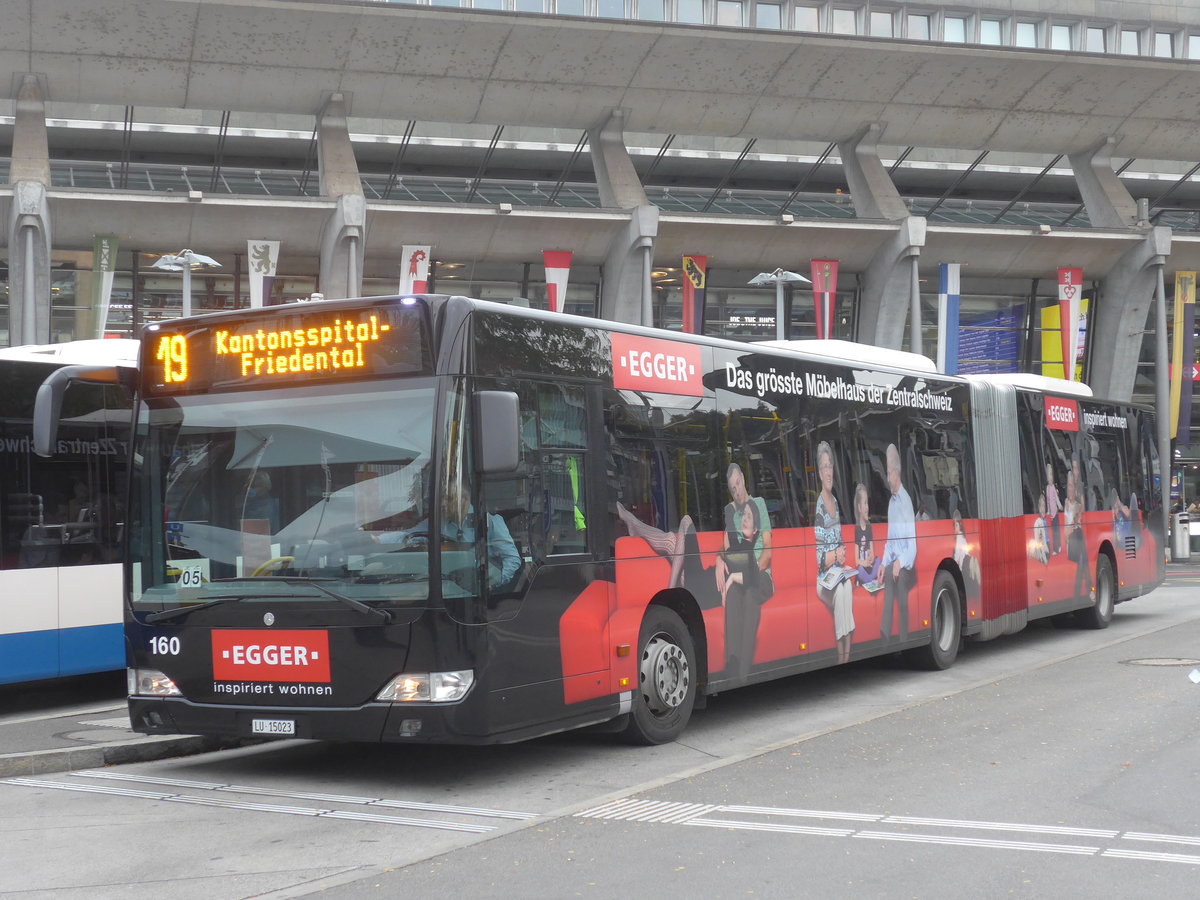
[1057, 267, 1084, 381]
[248, 240, 280, 308]
[543, 250, 573, 313]
[681, 255, 707, 334]
[400, 245, 431, 294]
[1172, 271, 1197, 440]
[810, 259, 838, 339]
[92, 235, 119, 338]
[935, 263, 962, 374]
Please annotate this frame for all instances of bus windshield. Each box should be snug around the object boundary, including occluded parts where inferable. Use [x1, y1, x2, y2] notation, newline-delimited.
[130, 380, 442, 612]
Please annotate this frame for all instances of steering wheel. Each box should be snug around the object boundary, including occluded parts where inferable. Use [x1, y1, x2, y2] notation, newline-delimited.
[401, 531, 430, 549]
[251, 556, 294, 576]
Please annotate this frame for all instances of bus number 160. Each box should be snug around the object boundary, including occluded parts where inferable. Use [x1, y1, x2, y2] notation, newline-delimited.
[150, 636, 181, 656]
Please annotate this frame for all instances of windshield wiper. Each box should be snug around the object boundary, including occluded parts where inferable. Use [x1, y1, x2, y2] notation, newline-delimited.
[145, 596, 238, 623]
[145, 577, 393, 625]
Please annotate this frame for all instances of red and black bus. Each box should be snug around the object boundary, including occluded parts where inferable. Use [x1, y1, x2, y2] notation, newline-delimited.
[35, 295, 1165, 744]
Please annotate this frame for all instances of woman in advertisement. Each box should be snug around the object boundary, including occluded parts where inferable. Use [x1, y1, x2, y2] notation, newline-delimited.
[814, 442, 855, 664]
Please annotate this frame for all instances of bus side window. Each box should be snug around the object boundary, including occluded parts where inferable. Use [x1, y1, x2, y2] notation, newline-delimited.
[542, 452, 587, 555]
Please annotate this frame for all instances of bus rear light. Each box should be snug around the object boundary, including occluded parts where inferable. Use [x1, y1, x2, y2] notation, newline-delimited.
[375, 670, 474, 703]
[128, 667, 181, 697]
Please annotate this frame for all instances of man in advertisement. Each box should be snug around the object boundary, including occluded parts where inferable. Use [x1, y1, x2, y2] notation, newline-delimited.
[880, 444, 917, 645]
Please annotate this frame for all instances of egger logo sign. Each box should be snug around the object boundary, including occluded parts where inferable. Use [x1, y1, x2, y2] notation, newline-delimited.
[611, 333, 704, 397]
[211, 629, 331, 682]
[1045, 396, 1080, 432]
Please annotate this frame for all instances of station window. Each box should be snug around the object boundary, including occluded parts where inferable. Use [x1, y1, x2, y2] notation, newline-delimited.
[472, 0, 503, 8]
[430, 0, 461, 7]
[596, 0, 624, 16]
[1190, 35, 1200, 59]
[906, 14, 930, 40]
[1154, 32, 1174, 57]
[556, 0, 584, 12]
[1085, 26, 1106, 52]
[979, 18, 1002, 45]
[1014, 21, 1038, 47]
[794, 5, 819, 32]
[943, 15, 967, 43]
[1120, 29, 1140, 55]
[754, 3, 781, 29]
[831, 8, 856, 34]
[869, 11, 893, 38]
[514, 0, 543, 10]
[716, 0, 743, 26]
[676, 0, 703, 23]
[1050, 23, 1072, 50]
[638, 0, 664, 19]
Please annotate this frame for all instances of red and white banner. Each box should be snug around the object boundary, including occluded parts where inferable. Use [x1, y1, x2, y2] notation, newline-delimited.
[211, 629, 331, 683]
[543, 250, 573, 313]
[681, 255, 707, 334]
[400, 245, 431, 294]
[810, 259, 839, 339]
[1057, 267, 1083, 381]
[611, 333, 704, 397]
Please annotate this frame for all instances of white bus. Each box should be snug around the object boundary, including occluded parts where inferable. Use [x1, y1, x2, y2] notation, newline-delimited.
[0, 339, 137, 684]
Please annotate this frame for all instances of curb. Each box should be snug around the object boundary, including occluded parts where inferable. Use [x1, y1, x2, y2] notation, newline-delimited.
[0, 734, 233, 778]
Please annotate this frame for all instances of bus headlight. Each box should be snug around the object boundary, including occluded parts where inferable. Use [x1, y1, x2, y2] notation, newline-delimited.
[128, 667, 182, 697]
[375, 670, 474, 703]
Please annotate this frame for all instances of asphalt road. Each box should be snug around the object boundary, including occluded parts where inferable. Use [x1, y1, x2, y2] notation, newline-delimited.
[3, 572, 1199, 899]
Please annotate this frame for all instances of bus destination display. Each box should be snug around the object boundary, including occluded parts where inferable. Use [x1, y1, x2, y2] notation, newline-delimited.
[144, 300, 431, 395]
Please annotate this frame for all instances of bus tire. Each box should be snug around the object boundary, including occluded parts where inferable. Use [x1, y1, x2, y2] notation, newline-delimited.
[1075, 553, 1115, 630]
[906, 571, 962, 671]
[622, 605, 697, 745]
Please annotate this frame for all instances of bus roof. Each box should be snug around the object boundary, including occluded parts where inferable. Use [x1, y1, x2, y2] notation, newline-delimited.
[757, 339, 938, 375]
[0, 338, 140, 366]
[967, 372, 1094, 398]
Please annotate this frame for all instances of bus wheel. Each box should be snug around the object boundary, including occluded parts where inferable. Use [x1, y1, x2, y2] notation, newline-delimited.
[1076, 554, 1115, 630]
[622, 606, 697, 745]
[906, 571, 962, 670]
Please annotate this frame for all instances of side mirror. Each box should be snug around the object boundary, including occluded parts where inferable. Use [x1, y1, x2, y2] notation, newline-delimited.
[475, 390, 520, 474]
[34, 364, 134, 457]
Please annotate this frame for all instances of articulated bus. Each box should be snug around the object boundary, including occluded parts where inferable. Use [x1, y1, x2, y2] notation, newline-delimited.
[34, 296, 1164, 743]
[0, 339, 136, 684]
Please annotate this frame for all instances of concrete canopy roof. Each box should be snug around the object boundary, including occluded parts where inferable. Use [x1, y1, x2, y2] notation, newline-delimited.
[3, 0, 1199, 161]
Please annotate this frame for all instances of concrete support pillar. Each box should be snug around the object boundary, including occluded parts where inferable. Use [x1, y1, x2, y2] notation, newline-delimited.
[319, 194, 366, 301]
[600, 206, 659, 326]
[1068, 137, 1139, 229]
[8, 75, 52, 346]
[855, 217, 927, 350]
[838, 124, 909, 221]
[589, 109, 655, 322]
[316, 93, 365, 298]
[588, 109, 648, 210]
[1088, 226, 1172, 401]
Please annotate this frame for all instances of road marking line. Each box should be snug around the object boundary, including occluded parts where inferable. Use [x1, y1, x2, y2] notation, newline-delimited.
[72, 769, 535, 819]
[722, 804, 883, 823]
[689, 817, 855, 838]
[881, 814, 1119, 838]
[854, 830, 1099, 855]
[3, 777, 495, 833]
[578, 796, 1200, 867]
[1122, 831, 1200, 847]
[575, 798, 715, 823]
[1103, 848, 1200, 864]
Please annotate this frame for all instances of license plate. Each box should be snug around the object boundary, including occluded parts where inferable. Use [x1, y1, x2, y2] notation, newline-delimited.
[251, 718, 295, 736]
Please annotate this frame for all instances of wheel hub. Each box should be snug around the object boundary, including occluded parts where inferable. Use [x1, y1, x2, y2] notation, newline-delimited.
[640, 634, 690, 714]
